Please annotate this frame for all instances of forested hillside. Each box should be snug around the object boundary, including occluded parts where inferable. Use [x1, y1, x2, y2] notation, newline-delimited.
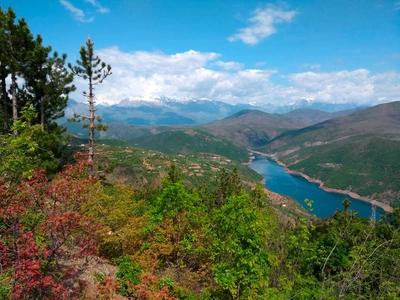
[199, 109, 307, 148]
[259, 101, 400, 208]
[1, 6, 400, 300]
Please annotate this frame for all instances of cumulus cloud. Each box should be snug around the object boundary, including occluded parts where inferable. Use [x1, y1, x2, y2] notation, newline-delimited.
[286, 69, 400, 103]
[70, 47, 400, 107]
[228, 4, 297, 45]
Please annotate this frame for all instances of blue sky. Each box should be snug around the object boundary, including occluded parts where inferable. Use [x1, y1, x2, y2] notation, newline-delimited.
[2, 0, 400, 106]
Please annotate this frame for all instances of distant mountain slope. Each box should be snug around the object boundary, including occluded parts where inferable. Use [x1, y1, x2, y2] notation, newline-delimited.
[259, 101, 400, 207]
[132, 129, 250, 163]
[281, 107, 364, 125]
[199, 109, 308, 148]
[264, 101, 400, 151]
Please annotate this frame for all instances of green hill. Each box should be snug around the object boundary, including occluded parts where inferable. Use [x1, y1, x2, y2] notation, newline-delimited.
[131, 129, 250, 163]
[258, 101, 400, 207]
[93, 143, 262, 188]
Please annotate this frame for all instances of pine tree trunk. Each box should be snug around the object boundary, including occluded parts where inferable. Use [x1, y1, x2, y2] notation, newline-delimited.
[40, 95, 45, 131]
[88, 77, 94, 177]
[11, 71, 18, 135]
[1, 69, 8, 134]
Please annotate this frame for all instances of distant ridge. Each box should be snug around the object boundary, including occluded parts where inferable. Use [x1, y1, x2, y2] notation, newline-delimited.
[200, 109, 307, 148]
[60, 97, 367, 128]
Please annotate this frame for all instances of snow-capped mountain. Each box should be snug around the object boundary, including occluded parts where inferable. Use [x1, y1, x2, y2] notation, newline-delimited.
[61, 97, 364, 128]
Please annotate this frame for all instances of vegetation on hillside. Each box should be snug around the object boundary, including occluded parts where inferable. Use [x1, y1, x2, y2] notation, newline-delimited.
[2, 144, 400, 298]
[132, 129, 250, 163]
[87, 142, 261, 188]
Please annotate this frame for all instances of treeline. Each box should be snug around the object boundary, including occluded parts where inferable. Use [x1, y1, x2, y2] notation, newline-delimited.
[0, 7, 75, 178]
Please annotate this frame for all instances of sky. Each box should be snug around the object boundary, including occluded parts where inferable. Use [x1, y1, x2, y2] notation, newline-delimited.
[2, 0, 400, 106]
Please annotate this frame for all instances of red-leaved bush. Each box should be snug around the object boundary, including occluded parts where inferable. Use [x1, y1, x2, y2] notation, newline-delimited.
[0, 153, 99, 299]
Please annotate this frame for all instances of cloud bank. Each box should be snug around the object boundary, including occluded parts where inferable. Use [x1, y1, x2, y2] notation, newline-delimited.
[70, 47, 400, 106]
[228, 4, 297, 45]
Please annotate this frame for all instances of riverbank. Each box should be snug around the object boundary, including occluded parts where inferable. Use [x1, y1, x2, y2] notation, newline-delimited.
[249, 150, 394, 213]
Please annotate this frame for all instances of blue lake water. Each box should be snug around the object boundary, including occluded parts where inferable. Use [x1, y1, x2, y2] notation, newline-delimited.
[248, 154, 386, 219]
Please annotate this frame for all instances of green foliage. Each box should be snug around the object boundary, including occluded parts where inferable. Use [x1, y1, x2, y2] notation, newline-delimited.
[115, 256, 142, 296]
[211, 193, 277, 298]
[166, 163, 181, 184]
[0, 271, 12, 300]
[0, 105, 58, 183]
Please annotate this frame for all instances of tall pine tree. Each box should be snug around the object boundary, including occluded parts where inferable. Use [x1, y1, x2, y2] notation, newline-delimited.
[0, 7, 34, 135]
[68, 36, 112, 176]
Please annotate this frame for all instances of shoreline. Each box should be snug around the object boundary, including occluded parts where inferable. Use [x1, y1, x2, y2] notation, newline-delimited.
[248, 151, 394, 213]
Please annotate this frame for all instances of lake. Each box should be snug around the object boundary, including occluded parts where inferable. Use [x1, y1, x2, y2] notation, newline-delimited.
[248, 154, 386, 219]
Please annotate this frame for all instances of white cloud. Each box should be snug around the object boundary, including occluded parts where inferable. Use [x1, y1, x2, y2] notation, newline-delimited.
[254, 61, 267, 67]
[286, 69, 400, 103]
[395, 2, 400, 10]
[214, 61, 244, 70]
[59, 0, 94, 22]
[96, 48, 220, 75]
[85, 0, 109, 13]
[302, 63, 321, 70]
[228, 4, 297, 45]
[70, 48, 400, 107]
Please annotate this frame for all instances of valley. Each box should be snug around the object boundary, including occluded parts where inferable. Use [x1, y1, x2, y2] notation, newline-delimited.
[65, 100, 400, 210]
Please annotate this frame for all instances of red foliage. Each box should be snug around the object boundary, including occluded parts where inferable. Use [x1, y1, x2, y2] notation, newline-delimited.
[0, 153, 99, 299]
[97, 276, 121, 300]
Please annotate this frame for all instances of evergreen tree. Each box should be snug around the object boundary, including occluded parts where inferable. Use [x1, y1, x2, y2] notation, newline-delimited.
[0, 7, 34, 135]
[0, 7, 75, 174]
[229, 166, 242, 196]
[24, 35, 75, 142]
[166, 163, 180, 184]
[214, 168, 231, 208]
[68, 36, 112, 177]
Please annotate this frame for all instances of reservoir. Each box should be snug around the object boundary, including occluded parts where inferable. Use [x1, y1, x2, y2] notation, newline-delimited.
[248, 154, 386, 219]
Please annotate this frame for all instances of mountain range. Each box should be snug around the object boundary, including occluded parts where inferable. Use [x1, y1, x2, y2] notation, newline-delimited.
[61, 96, 364, 128]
